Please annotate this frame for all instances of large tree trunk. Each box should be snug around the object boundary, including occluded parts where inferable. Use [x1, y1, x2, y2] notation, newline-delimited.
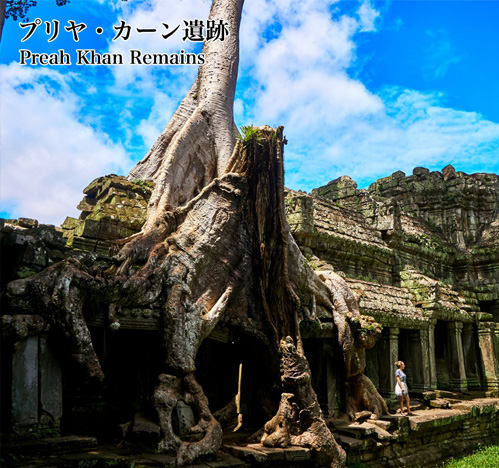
[5, 0, 388, 466]
[128, 0, 243, 230]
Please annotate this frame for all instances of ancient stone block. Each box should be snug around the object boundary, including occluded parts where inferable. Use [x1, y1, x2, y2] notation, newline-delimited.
[429, 399, 451, 409]
[12, 336, 39, 432]
[72, 236, 97, 252]
[74, 219, 101, 239]
[18, 218, 38, 229]
[226, 444, 268, 463]
[172, 401, 196, 436]
[413, 167, 430, 177]
[61, 217, 80, 230]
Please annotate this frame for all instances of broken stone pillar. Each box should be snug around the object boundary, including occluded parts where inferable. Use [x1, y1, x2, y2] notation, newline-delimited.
[477, 322, 499, 394]
[420, 327, 433, 391]
[39, 335, 63, 427]
[462, 323, 481, 390]
[447, 322, 468, 392]
[12, 336, 39, 433]
[428, 322, 438, 389]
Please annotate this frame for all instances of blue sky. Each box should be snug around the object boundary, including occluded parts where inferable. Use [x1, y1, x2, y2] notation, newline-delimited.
[1, 0, 499, 224]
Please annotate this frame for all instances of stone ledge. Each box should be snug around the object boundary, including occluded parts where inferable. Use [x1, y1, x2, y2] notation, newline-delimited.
[225, 443, 311, 465]
[2, 435, 97, 460]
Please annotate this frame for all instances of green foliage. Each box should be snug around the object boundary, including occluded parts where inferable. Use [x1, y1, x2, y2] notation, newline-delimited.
[355, 273, 376, 283]
[303, 256, 318, 270]
[32, 425, 60, 439]
[350, 316, 381, 335]
[238, 125, 263, 147]
[299, 318, 321, 334]
[363, 323, 379, 333]
[440, 445, 499, 468]
[132, 178, 154, 191]
[16, 269, 37, 279]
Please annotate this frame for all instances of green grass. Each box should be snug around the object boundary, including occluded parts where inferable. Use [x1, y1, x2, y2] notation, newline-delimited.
[347, 446, 499, 468]
[440, 445, 499, 468]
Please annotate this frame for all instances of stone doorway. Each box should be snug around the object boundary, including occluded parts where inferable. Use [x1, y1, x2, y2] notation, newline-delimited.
[398, 329, 425, 393]
[462, 323, 483, 390]
[434, 320, 469, 392]
[1, 333, 63, 435]
[434, 320, 451, 389]
[63, 328, 164, 437]
[195, 327, 279, 430]
[303, 337, 345, 418]
[480, 300, 499, 322]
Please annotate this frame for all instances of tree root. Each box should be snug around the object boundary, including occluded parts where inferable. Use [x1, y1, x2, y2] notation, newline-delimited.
[345, 373, 388, 420]
[154, 373, 222, 466]
[6, 259, 104, 381]
[262, 337, 347, 468]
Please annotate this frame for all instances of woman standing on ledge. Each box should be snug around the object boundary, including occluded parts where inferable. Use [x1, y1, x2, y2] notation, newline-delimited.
[395, 361, 413, 415]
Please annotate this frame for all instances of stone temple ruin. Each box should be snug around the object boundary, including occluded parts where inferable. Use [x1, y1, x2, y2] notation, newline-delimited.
[1, 165, 499, 467]
[288, 165, 499, 404]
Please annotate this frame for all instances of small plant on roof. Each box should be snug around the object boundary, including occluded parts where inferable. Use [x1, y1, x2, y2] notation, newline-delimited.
[238, 125, 263, 147]
[132, 178, 154, 190]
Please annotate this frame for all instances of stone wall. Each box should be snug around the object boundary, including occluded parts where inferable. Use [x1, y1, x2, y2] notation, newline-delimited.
[343, 399, 499, 468]
[1, 174, 153, 435]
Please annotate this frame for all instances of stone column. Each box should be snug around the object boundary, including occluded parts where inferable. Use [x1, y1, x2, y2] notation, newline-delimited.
[477, 322, 499, 394]
[378, 327, 399, 400]
[39, 335, 63, 428]
[419, 327, 433, 391]
[447, 322, 468, 392]
[493, 325, 499, 375]
[12, 336, 39, 433]
[408, 330, 426, 392]
[428, 322, 438, 389]
[462, 323, 480, 390]
[377, 331, 389, 396]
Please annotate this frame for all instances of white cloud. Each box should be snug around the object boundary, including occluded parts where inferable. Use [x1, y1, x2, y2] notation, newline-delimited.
[240, 1, 382, 133]
[136, 89, 179, 147]
[0, 63, 131, 225]
[357, 0, 379, 33]
[424, 29, 461, 80]
[284, 88, 499, 191]
[95, 0, 214, 160]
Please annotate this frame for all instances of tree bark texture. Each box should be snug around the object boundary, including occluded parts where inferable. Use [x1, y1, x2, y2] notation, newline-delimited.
[128, 0, 244, 230]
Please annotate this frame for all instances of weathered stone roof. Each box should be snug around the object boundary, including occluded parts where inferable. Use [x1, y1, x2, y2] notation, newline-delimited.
[287, 165, 499, 325]
[61, 174, 153, 254]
